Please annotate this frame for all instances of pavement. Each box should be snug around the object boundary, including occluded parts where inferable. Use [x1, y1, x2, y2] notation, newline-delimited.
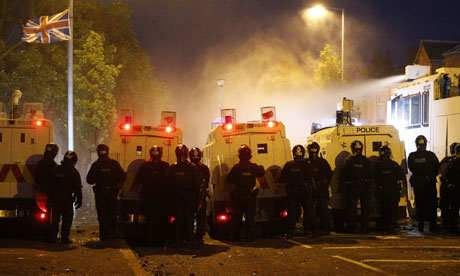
[1, 217, 460, 276]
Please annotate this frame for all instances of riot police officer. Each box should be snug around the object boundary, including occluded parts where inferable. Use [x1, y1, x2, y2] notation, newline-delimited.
[444, 143, 460, 234]
[49, 151, 82, 244]
[189, 147, 210, 244]
[307, 142, 332, 236]
[167, 144, 201, 247]
[35, 144, 59, 194]
[87, 144, 126, 241]
[408, 135, 440, 232]
[137, 145, 169, 245]
[280, 145, 317, 238]
[341, 140, 372, 234]
[439, 142, 459, 233]
[374, 146, 405, 234]
[227, 145, 265, 241]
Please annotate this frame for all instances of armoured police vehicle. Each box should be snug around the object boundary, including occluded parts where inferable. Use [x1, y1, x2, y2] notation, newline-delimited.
[388, 66, 460, 202]
[0, 90, 55, 235]
[202, 107, 292, 238]
[307, 98, 409, 223]
[388, 66, 460, 165]
[106, 110, 182, 238]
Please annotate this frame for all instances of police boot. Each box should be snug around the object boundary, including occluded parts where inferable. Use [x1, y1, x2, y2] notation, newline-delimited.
[429, 221, 439, 233]
[60, 237, 72, 244]
[418, 221, 425, 232]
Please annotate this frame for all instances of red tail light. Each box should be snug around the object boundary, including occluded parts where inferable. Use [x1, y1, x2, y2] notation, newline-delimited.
[224, 123, 233, 130]
[280, 210, 288, 218]
[120, 123, 131, 131]
[267, 121, 275, 127]
[35, 211, 47, 221]
[169, 216, 175, 223]
[216, 213, 229, 223]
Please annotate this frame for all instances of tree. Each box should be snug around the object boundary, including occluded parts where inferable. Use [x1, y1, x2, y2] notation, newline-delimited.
[364, 49, 394, 78]
[74, 31, 121, 148]
[0, 0, 171, 150]
[314, 44, 343, 86]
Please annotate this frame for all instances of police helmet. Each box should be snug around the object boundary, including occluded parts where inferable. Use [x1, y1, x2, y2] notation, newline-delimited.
[189, 147, 202, 163]
[63, 150, 78, 165]
[449, 142, 459, 156]
[351, 140, 364, 154]
[149, 145, 163, 159]
[307, 142, 320, 156]
[44, 143, 59, 157]
[238, 145, 252, 161]
[379, 145, 391, 159]
[415, 135, 427, 149]
[292, 145, 306, 158]
[175, 144, 189, 160]
[97, 144, 109, 157]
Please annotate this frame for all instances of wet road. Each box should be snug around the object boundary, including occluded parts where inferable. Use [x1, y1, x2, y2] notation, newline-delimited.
[1, 221, 460, 276]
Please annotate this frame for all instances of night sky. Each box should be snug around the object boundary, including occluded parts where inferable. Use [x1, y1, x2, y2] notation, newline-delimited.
[117, 0, 460, 83]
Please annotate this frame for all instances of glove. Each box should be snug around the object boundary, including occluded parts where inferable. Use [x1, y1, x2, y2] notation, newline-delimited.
[75, 196, 82, 209]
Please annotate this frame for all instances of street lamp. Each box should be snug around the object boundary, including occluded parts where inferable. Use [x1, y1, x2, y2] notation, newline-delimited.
[217, 79, 225, 111]
[306, 4, 345, 80]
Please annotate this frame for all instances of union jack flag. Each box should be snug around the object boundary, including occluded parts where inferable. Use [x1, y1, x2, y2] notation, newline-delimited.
[22, 8, 70, 43]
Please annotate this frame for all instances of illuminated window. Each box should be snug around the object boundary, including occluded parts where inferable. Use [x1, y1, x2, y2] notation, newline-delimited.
[391, 98, 397, 119]
[410, 94, 421, 126]
[422, 91, 429, 126]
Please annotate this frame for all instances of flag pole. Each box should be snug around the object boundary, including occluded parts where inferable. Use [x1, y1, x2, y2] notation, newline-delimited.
[68, 0, 74, 150]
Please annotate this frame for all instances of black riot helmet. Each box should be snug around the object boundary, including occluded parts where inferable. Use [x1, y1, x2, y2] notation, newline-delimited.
[307, 142, 320, 159]
[44, 143, 59, 159]
[350, 140, 364, 155]
[175, 144, 189, 161]
[62, 150, 78, 166]
[415, 135, 427, 150]
[379, 145, 392, 159]
[97, 144, 109, 158]
[449, 142, 459, 156]
[292, 144, 306, 160]
[455, 143, 460, 156]
[189, 147, 202, 163]
[149, 145, 163, 160]
[238, 145, 252, 161]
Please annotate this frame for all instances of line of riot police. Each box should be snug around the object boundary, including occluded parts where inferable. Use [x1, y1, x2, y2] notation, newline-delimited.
[34, 135, 460, 245]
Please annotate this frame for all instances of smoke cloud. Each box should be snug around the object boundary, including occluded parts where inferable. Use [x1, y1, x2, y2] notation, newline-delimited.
[116, 0, 404, 148]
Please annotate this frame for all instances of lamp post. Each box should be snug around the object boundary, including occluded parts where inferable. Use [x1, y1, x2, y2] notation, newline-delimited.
[307, 5, 345, 80]
[217, 79, 225, 111]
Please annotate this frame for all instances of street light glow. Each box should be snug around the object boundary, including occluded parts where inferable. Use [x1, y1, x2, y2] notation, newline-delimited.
[308, 5, 326, 18]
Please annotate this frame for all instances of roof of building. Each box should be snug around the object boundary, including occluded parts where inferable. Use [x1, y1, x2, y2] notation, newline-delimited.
[420, 40, 460, 60]
[443, 44, 460, 56]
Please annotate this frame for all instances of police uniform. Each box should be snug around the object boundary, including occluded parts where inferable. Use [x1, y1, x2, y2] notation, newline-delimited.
[87, 145, 126, 240]
[227, 146, 264, 241]
[341, 146, 372, 233]
[193, 161, 210, 243]
[167, 159, 202, 246]
[49, 151, 82, 244]
[308, 155, 332, 235]
[444, 145, 460, 233]
[137, 157, 169, 245]
[408, 137, 440, 232]
[374, 147, 405, 233]
[439, 143, 459, 233]
[35, 144, 58, 194]
[281, 158, 317, 237]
